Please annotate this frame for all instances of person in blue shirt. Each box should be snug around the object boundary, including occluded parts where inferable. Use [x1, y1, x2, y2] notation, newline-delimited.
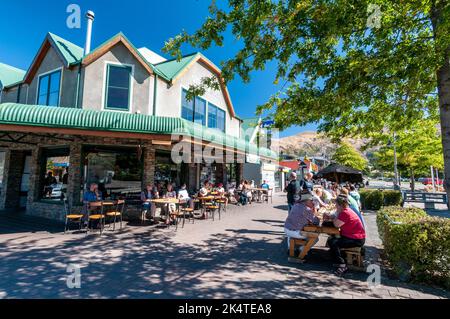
[261, 180, 270, 189]
[141, 184, 157, 222]
[83, 183, 102, 203]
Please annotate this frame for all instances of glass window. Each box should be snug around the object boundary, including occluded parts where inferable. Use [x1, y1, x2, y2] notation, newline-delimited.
[40, 148, 70, 202]
[37, 70, 61, 106]
[181, 89, 194, 121]
[208, 103, 226, 132]
[105, 65, 131, 110]
[82, 146, 142, 201]
[194, 97, 206, 125]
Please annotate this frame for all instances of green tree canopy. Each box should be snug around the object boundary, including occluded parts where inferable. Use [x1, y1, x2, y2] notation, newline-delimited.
[331, 142, 367, 171]
[373, 119, 443, 178]
[164, 0, 450, 194]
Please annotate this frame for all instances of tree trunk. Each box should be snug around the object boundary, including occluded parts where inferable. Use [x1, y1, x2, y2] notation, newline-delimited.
[410, 168, 415, 192]
[432, 4, 450, 205]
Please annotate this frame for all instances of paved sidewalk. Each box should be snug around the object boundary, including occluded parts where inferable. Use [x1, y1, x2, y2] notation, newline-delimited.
[0, 194, 448, 299]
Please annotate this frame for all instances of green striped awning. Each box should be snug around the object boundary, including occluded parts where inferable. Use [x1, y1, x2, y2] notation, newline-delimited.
[0, 103, 277, 159]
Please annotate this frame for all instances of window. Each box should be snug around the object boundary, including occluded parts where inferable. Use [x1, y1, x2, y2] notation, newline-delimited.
[105, 64, 132, 110]
[181, 89, 194, 121]
[39, 148, 70, 202]
[181, 89, 206, 125]
[37, 69, 61, 106]
[81, 146, 142, 202]
[194, 96, 206, 125]
[208, 103, 226, 132]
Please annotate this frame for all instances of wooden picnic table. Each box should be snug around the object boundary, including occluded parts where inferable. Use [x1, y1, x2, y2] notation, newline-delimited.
[289, 223, 340, 260]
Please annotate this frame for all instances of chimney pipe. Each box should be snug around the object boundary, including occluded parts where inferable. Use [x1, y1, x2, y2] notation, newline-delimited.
[84, 10, 95, 55]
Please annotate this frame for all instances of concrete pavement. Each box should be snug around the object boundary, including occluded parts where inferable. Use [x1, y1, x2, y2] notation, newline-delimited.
[0, 194, 448, 299]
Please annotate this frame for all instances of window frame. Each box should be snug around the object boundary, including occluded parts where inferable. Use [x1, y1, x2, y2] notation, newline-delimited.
[181, 88, 207, 126]
[103, 62, 134, 112]
[36, 67, 63, 106]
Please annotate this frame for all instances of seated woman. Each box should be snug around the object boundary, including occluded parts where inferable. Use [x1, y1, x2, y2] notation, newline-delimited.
[141, 184, 157, 221]
[198, 181, 210, 197]
[215, 182, 228, 206]
[326, 195, 366, 276]
[178, 183, 193, 209]
[163, 184, 178, 224]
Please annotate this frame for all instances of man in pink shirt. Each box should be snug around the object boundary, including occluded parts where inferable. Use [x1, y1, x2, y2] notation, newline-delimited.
[327, 195, 366, 276]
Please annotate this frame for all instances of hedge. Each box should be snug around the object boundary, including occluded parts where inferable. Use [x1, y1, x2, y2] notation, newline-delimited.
[360, 189, 403, 210]
[377, 206, 450, 289]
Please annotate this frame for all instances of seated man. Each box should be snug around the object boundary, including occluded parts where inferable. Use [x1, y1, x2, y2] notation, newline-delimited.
[261, 180, 270, 189]
[326, 195, 366, 276]
[83, 183, 103, 227]
[141, 184, 157, 220]
[284, 193, 320, 256]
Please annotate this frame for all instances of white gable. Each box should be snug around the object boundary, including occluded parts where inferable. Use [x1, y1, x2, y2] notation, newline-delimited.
[138, 47, 167, 64]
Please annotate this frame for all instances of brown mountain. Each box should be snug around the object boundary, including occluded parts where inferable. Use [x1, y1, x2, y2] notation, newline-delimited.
[276, 131, 368, 158]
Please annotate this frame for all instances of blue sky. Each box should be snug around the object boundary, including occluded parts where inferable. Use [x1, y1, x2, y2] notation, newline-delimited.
[0, 0, 317, 137]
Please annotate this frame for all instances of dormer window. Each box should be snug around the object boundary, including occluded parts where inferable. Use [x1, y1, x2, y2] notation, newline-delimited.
[37, 69, 61, 106]
[104, 64, 132, 111]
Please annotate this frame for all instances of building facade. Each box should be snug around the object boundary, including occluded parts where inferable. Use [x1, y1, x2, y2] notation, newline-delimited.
[0, 32, 276, 220]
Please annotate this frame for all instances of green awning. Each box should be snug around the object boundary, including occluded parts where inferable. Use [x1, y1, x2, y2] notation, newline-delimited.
[0, 103, 277, 159]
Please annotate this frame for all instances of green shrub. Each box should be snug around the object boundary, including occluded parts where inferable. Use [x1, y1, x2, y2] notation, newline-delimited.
[360, 189, 402, 210]
[377, 206, 450, 289]
[360, 189, 384, 210]
[383, 190, 403, 206]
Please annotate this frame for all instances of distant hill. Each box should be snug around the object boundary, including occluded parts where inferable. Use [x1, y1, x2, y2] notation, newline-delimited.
[276, 131, 370, 158]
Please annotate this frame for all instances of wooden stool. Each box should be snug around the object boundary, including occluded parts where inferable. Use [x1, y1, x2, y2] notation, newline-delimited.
[341, 247, 364, 270]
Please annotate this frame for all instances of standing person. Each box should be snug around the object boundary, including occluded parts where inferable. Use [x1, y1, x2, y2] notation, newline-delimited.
[326, 195, 366, 276]
[284, 193, 320, 255]
[302, 172, 314, 193]
[284, 172, 301, 213]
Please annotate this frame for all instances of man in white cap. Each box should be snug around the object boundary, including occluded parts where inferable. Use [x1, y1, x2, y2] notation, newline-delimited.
[284, 192, 320, 256]
[284, 171, 300, 213]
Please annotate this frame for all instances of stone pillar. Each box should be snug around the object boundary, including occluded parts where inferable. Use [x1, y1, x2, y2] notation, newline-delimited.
[0, 149, 11, 210]
[68, 143, 82, 208]
[1, 150, 27, 210]
[27, 148, 41, 206]
[142, 146, 155, 188]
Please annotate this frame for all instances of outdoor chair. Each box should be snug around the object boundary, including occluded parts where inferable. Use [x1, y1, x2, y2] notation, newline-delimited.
[215, 198, 227, 213]
[106, 199, 125, 230]
[63, 198, 84, 233]
[341, 247, 364, 271]
[262, 189, 273, 203]
[87, 201, 105, 235]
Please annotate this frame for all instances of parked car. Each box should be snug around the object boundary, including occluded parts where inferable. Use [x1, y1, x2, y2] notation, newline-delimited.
[422, 178, 444, 185]
[50, 183, 65, 199]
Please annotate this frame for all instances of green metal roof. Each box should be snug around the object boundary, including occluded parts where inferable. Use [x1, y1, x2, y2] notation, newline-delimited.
[48, 33, 84, 66]
[0, 103, 277, 159]
[0, 63, 26, 87]
[153, 53, 200, 80]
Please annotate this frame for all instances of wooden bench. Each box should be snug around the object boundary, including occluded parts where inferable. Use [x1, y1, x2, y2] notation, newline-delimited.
[402, 191, 448, 209]
[341, 247, 364, 271]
